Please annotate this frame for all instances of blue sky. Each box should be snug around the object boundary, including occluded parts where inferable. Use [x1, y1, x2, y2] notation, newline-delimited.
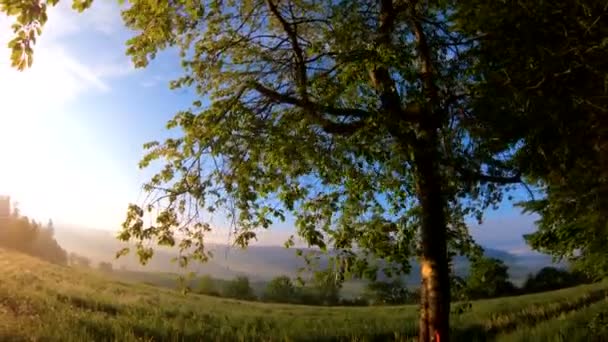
[0, 1, 539, 253]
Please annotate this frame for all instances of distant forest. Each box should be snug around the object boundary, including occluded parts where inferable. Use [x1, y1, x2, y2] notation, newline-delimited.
[0, 207, 67, 265]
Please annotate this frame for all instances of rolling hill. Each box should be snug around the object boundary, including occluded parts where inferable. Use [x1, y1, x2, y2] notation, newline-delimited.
[1, 248, 605, 341]
[53, 226, 558, 286]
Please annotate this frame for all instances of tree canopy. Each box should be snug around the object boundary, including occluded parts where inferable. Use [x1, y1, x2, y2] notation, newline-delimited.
[363, 278, 410, 305]
[223, 275, 257, 300]
[456, 0, 607, 279]
[464, 257, 514, 299]
[197, 275, 220, 296]
[523, 267, 590, 294]
[263, 275, 298, 303]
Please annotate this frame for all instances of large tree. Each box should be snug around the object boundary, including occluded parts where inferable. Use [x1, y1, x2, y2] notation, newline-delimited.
[4, 1, 530, 340]
[457, 0, 607, 279]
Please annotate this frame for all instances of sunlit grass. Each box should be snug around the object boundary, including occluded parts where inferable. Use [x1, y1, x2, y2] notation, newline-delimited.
[0, 248, 606, 341]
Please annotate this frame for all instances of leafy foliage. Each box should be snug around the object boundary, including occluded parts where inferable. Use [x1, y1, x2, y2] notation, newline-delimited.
[262, 275, 297, 303]
[309, 267, 342, 305]
[197, 274, 220, 296]
[457, 0, 608, 279]
[103, 0, 521, 297]
[465, 257, 515, 299]
[449, 274, 468, 302]
[0, 0, 95, 70]
[523, 267, 591, 294]
[363, 278, 410, 305]
[222, 275, 257, 301]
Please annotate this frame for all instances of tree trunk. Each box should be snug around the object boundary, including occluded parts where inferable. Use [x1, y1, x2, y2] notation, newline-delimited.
[415, 137, 450, 342]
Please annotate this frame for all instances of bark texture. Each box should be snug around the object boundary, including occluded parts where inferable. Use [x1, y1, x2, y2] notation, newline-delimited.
[415, 137, 450, 342]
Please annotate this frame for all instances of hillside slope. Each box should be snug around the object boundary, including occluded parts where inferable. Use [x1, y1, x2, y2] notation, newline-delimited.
[1, 249, 606, 341]
[54, 226, 557, 284]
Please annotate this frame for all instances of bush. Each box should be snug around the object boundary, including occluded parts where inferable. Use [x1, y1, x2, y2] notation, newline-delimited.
[263, 276, 298, 303]
[523, 267, 591, 294]
[363, 279, 410, 305]
[197, 275, 221, 296]
[309, 269, 341, 306]
[222, 276, 257, 301]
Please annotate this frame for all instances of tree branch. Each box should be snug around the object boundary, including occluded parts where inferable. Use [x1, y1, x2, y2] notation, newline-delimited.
[475, 172, 522, 184]
[456, 165, 523, 185]
[251, 82, 366, 135]
[265, 0, 309, 101]
[251, 82, 369, 118]
[369, 0, 411, 123]
[409, 11, 440, 127]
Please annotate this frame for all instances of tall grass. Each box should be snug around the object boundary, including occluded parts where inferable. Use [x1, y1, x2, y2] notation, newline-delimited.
[0, 249, 606, 341]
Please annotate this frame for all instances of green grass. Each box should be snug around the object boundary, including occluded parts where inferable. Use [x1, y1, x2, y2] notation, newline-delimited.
[1, 248, 606, 341]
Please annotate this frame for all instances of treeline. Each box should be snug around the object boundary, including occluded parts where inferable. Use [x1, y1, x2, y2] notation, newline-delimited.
[196, 269, 350, 306]
[192, 258, 592, 307]
[371, 257, 593, 306]
[0, 210, 67, 265]
[450, 257, 592, 302]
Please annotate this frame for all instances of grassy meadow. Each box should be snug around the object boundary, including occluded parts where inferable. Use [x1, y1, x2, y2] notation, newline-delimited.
[1, 248, 607, 341]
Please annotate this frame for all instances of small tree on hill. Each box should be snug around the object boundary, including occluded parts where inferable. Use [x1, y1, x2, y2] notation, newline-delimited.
[263, 275, 297, 303]
[198, 275, 220, 296]
[223, 276, 257, 301]
[465, 257, 514, 299]
[311, 268, 342, 306]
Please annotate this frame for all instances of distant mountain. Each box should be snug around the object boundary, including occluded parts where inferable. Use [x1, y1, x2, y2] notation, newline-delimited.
[53, 226, 560, 285]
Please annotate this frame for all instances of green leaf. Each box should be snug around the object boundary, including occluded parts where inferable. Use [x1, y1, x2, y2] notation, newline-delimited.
[115, 247, 130, 259]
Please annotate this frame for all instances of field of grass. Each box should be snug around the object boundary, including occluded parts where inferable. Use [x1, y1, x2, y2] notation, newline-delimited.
[1, 248, 607, 341]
